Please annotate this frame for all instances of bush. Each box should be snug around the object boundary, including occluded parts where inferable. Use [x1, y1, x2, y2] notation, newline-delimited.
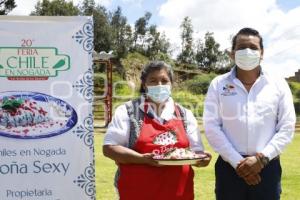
[121, 52, 149, 72]
[183, 73, 217, 95]
[150, 52, 175, 67]
[288, 81, 300, 116]
[114, 81, 139, 99]
[172, 90, 205, 118]
[294, 102, 300, 116]
[174, 63, 198, 71]
[289, 81, 300, 97]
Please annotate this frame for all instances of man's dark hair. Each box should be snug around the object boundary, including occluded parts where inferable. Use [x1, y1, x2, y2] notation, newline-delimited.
[231, 27, 264, 51]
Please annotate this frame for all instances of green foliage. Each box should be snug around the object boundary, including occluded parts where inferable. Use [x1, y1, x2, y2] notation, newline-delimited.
[0, 0, 16, 15]
[1, 97, 24, 112]
[114, 82, 138, 99]
[31, 0, 79, 16]
[110, 72, 136, 98]
[94, 73, 106, 97]
[29, 1, 233, 76]
[289, 81, 300, 99]
[289, 81, 300, 116]
[94, 71, 139, 100]
[81, 4, 170, 59]
[178, 16, 195, 64]
[94, 71, 125, 87]
[79, 1, 114, 53]
[93, 6, 113, 53]
[196, 32, 232, 72]
[296, 90, 300, 100]
[150, 51, 174, 66]
[80, 0, 95, 15]
[196, 32, 221, 68]
[131, 12, 171, 59]
[133, 12, 152, 48]
[183, 73, 217, 95]
[172, 90, 205, 118]
[120, 52, 149, 93]
[110, 7, 132, 58]
[174, 63, 198, 71]
[121, 52, 149, 72]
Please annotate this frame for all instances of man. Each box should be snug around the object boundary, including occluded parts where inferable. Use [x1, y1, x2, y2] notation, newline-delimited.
[203, 27, 296, 200]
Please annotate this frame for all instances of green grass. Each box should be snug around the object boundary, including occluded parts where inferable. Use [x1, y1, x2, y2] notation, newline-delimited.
[95, 134, 300, 200]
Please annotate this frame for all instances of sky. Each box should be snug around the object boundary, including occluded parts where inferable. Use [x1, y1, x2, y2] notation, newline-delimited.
[8, 0, 300, 77]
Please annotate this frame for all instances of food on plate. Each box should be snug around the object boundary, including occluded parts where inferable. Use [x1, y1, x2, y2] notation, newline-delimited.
[153, 148, 206, 160]
[0, 97, 51, 127]
[0, 95, 73, 137]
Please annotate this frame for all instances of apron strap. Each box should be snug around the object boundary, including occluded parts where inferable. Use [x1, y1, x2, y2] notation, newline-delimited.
[125, 98, 144, 149]
[175, 103, 188, 133]
[174, 103, 182, 119]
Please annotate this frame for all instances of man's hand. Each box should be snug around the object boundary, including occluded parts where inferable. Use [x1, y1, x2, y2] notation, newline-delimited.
[243, 173, 261, 186]
[236, 156, 264, 178]
[193, 151, 212, 167]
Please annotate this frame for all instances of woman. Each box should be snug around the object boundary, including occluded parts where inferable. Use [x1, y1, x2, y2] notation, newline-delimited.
[103, 61, 211, 200]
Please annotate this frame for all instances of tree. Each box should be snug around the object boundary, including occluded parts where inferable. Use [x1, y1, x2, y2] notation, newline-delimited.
[145, 25, 160, 58]
[92, 5, 113, 53]
[80, 3, 132, 57]
[297, 89, 300, 100]
[31, 0, 79, 16]
[80, 0, 95, 15]
[0, 0, 16, 15]
[132, 13, 171, 59]
[133, 12, 152, 52]
[195, 32, 231, 72]
[145, 25, 171, 60]
[110, 6, 132, 58]
[214, 50, 233, 73]
[178, 17, 195, 64]
[79, 0, 113, 53]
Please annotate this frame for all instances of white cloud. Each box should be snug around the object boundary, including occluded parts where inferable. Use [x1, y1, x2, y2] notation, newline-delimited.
[158, 0, 300, 77]
[95, 0, 113, 7]
[9, 0, 39, 15]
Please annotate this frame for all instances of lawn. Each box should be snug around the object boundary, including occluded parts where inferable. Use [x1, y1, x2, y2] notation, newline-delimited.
[95, 133, 300, 200]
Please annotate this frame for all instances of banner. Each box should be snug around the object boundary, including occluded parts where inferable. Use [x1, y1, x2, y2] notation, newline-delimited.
[0, 16, 95, 200]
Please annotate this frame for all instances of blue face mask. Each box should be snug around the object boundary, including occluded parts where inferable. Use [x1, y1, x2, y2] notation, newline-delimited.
[146, 85, 171, 103]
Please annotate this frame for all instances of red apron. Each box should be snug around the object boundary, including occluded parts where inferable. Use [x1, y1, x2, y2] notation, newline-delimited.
[118, 103, 194, 200]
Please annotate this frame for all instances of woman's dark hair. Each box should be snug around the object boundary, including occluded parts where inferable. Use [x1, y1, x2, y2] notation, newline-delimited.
[139, 61, 174, 94]
[231, 27, 264, 51]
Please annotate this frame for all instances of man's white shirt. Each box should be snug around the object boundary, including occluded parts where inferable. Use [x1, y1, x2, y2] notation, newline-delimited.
[104, 96, 204, 152]
[204, 67, 296, 168]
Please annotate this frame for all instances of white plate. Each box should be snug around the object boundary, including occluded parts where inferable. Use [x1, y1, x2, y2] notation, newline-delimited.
[155, 158, 206, 166]
[0, 91, 78, 139]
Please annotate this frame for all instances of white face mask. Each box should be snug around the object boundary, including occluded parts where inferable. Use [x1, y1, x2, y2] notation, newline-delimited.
[235, 48, 261, 71]
[146, 85, 171, 103]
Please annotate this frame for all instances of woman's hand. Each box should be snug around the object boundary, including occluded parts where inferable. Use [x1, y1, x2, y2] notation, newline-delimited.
[103, 145, 161, 166]
[114, 153, 160, 167]
[193, 151, 212, 167]
[141, 153, 161, 167]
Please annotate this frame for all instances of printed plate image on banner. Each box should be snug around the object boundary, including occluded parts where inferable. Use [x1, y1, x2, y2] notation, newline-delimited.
[0, 91, 78, 139]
